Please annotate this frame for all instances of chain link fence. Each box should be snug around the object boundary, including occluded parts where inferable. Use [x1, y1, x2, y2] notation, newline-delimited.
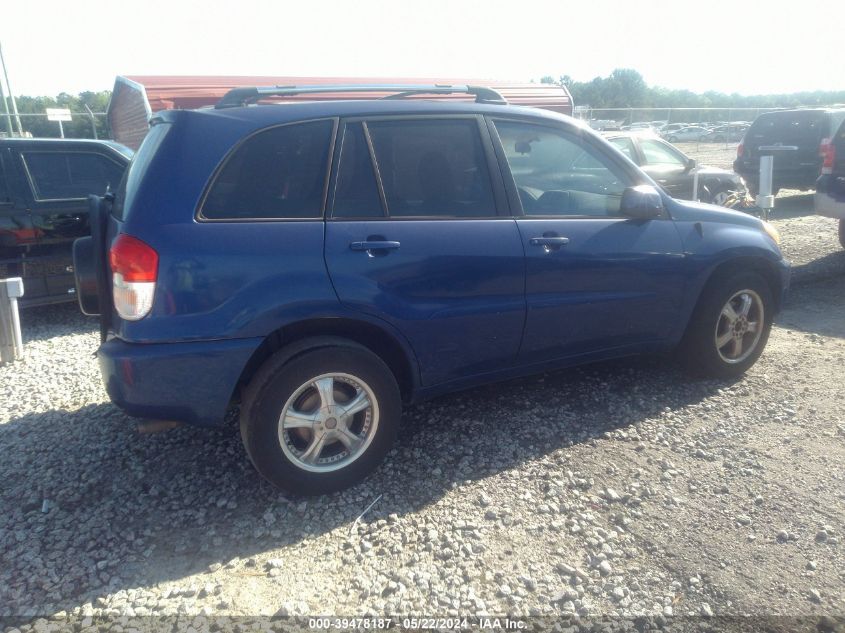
[0, 111, 109, 140]
[572, 106, 783, 128]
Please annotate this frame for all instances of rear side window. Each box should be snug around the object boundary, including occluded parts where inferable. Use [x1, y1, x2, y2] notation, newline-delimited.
[332, 123, 383, 218]
[23, 152, 124, 200]
[366, 119, 495, 218]
[202, 120, 334, 220]
[640, 139, 686, 167]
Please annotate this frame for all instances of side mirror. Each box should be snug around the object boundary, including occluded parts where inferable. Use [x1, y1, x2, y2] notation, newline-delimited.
[685, 158, 696, 172]
[620, 185, 663, 220]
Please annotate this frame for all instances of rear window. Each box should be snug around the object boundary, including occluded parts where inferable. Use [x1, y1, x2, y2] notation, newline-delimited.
[748, 111, 827, 144]
[201, 120, 334, 220]
[23, 151, 124, 201]
[113, 123, 171, 221]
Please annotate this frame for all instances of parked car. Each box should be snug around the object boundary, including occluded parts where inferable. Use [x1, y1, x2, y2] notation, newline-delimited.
[0, 138, 131, 307]
[665, 126, 709, 142]
[602, 132, 744, 205]
[660, 123, 688, 136]
[814, 118, 845, 248]
[734, 108, 845, 196]
[704, 124, 749, 143]
[73, 84, 789, 495]
[622, 122, 657, 133]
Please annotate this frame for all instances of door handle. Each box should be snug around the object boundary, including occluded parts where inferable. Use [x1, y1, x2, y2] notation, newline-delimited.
[350, 240, 401, 252]
[529, 237, 570, 246]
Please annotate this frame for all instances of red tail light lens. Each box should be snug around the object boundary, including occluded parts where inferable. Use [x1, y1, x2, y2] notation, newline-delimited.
[109, 234, 158, 320]
[820, 138, 835, 174]
[736, 141, 744, 158]
[110, 234, 158, 282]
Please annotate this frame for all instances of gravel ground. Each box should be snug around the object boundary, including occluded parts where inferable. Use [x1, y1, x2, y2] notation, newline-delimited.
[2, 184, 844, 631]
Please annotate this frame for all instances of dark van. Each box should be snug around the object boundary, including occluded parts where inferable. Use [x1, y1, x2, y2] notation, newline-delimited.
[734, 109, 845, 196]
[0, 138, 131, 306]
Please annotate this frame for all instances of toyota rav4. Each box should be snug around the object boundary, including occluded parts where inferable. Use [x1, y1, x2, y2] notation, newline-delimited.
[73, 85, 790, 495]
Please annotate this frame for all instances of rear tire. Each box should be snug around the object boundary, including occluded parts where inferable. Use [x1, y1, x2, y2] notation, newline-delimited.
[839, 219, 845, 249]
[240, 342, 401, 495]
[679, 271, 773, 379]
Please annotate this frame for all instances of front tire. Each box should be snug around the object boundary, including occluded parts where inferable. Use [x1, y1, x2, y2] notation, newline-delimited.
[240, 343, 401, 495]
[679, 272, 773, 379]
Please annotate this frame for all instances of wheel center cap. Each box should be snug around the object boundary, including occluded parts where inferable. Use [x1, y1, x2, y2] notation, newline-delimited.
[325, 417, 338, 429]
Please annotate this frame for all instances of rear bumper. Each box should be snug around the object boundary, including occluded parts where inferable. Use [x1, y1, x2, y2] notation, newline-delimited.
[814, 176, 845, 219]
[733, 161, 819, 190]
[814, 191, 845, 219]
[98, 336, 264, 426]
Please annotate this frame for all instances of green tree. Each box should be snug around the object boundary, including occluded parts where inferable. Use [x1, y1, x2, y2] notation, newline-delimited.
[6, 91, 111, 139]
[540, 69, 845, 111]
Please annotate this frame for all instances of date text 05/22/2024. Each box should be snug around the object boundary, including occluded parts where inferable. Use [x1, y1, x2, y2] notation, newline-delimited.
[308, 617, 527, 630]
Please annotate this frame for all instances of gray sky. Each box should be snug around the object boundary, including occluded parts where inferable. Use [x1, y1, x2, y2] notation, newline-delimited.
[2, 0, 842, 97]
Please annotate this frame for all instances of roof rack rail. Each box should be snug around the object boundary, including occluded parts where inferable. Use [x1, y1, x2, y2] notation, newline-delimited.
[214, 84, 507, 109]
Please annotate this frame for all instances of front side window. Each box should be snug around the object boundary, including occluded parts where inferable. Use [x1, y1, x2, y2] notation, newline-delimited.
[366, 119, 495, 218]
[202, 120, 333, 220]
[640, 139, 686, 168]
[23, 152, 124, 200]
[494, 120, 627, 217]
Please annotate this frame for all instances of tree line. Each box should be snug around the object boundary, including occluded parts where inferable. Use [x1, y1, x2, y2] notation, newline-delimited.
[1, 91, 110, 139]
[4, 75, 845, 140]
[541, 69, 845, 110]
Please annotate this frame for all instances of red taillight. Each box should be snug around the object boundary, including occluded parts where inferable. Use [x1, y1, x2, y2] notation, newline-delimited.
[820, 137, 835, 175]
[736, 141, 744, 158]
[109, 234, 158, 282]
[109, 234, 158, 320]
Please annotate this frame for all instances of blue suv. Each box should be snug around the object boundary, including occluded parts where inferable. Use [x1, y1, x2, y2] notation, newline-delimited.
[73, 85, 789, 495]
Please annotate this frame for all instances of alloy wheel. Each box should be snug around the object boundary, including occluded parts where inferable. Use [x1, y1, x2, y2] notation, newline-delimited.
[278, 372, 379, 473]
[714, 289, 765, 364]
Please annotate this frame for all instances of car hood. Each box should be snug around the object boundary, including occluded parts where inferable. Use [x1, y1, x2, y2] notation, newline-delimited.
[668, 198, 764, 229]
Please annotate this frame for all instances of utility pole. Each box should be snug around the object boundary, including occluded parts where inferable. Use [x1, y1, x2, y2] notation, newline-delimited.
[84, 103, 98, 139]
[0, 42, 24, 135]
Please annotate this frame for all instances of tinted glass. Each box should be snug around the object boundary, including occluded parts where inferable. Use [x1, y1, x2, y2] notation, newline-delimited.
[748, 111, 826, 144]
[23, 152, 124, 200]
[113, 122, 171, 221]
[367, 119, 495, 217]
[609, 137, 636, 161]
[640, 140, 686, 167]
[203, 120, 333, 220]
[332, 123, 383, 218]
[495, 120, 627, 217]
[0, 160, 8, 203]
